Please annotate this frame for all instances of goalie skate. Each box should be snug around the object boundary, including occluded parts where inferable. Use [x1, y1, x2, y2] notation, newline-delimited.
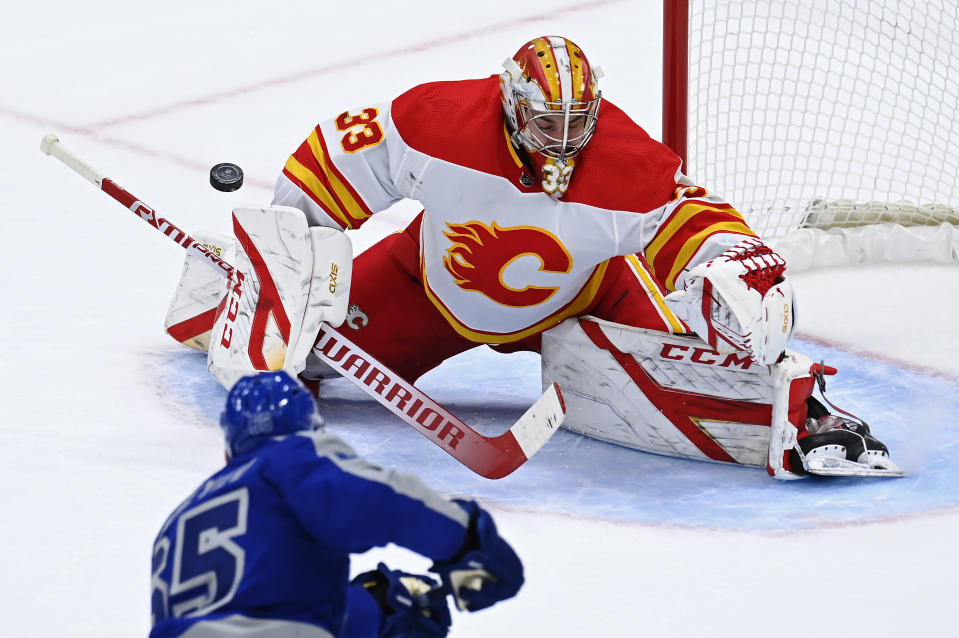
[791, 397, 905, 478]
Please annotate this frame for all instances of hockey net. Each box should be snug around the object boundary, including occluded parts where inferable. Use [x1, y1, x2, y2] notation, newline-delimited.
[663, 0, 959, 268]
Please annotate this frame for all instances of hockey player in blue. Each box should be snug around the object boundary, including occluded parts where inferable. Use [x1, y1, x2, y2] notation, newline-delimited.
[150, 370, 524, 637]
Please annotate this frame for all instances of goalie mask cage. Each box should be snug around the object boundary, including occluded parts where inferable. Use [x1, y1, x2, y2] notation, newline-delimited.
[662, 0, 959, 250]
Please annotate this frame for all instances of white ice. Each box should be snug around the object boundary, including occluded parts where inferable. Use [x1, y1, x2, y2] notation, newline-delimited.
[4, 1, 959, 636]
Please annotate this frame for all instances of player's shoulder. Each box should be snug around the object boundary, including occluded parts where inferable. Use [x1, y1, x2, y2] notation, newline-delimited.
[255, 429, 359, 465]
[566, 99, 682, 212]
[390, 75, 503, 157]
[182, 453, 264, 509]
[231, 432, 360, 495]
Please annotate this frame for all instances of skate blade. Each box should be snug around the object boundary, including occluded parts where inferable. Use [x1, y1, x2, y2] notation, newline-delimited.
[804, 456, 906, 478]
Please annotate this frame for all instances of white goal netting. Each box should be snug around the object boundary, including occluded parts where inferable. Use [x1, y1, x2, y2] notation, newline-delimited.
[684, 0, 959, 244]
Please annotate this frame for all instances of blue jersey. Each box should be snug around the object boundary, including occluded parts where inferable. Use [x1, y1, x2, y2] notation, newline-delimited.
[150, 430, 471, 638]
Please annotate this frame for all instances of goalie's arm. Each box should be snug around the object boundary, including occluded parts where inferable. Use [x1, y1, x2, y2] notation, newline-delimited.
[217, 107, 416, 382]
[643, 174, 760, 293]
[272, 101, 418, 231]
[643, 174, 795, 365]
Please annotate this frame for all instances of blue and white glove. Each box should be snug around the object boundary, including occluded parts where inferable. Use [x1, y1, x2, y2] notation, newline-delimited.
[431, 500, 524, 612]
[349, 563, 451, 638]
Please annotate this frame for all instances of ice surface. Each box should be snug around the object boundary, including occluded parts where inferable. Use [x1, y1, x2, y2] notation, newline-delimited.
[4, 1, 959, 636]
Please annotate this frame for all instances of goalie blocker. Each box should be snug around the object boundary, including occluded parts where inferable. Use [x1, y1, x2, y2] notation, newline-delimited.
[541, 317, 904, 479]
[165, 206, 352, 388]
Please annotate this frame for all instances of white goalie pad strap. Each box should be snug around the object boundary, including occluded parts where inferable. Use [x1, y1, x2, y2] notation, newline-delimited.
[541, 317, 814, 476]
[207, 206, 314, 389]
[164, 231, 235, 352]
[767, 352, 818, 480]
[284, 226, 353, 371]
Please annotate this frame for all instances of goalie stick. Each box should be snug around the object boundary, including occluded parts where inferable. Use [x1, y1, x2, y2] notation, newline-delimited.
[39, 133, 566, 479]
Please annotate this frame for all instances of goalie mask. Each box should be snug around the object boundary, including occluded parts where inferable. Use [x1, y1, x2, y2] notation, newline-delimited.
[500, 36, 602, 198]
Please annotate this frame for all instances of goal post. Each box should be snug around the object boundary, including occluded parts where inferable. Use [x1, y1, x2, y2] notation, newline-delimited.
[663, 0, 689, 166]
[662, 0, 689, 170]
[661, 0, 959, 263]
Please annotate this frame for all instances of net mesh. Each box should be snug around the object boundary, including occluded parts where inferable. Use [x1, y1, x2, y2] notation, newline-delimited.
[686, 0, 959, 239]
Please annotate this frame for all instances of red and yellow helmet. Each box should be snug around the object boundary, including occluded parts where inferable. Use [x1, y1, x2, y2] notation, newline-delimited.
[499, 36, 603, 160]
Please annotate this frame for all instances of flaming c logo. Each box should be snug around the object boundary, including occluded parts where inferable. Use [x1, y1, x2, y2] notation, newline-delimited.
[443, 221, 572, 307]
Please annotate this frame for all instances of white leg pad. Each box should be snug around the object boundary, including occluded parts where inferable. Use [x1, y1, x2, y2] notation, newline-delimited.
[541, 316, 813, 476]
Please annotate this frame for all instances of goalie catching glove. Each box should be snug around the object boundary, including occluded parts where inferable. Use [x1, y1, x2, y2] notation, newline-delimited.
[666, 237, 794, 366]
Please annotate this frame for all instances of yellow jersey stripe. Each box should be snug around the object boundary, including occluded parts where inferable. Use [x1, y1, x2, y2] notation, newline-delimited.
[664, 221, 757, 290]
[646, 203, 746, 267]
[625, 255, 687, 334]
[283, 155, 352, 228]
[305, 131, 371, 225]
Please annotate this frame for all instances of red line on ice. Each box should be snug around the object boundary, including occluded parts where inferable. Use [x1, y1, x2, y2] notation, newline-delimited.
[83, 0, 628, 130]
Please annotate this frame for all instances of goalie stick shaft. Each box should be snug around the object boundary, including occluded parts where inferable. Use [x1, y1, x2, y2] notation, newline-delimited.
[39, 134, 234, 277]
[40, 133, 566, 478]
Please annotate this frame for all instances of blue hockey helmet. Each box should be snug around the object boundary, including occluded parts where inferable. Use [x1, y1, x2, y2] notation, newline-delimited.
[220, 370, 323, 458]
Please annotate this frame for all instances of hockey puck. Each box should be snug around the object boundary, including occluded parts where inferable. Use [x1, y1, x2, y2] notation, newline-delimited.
[210, 162, 244, 192]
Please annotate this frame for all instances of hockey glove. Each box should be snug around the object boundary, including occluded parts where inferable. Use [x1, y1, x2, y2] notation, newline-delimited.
[431, 500, 524, 612]
[665, 237, 795, 366]
[350, 563, 451, 638]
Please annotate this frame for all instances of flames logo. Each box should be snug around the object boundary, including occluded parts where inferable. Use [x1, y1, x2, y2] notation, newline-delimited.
[443, 221, 572, 307]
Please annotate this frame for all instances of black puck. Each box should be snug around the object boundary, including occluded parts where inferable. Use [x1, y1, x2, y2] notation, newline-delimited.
[210, 162, 244, 192]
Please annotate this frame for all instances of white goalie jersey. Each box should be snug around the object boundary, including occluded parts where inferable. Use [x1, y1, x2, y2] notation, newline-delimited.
[271, 75, 761, 345]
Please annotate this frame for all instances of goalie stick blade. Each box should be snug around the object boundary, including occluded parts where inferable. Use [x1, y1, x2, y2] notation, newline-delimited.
[311, 324, 566, 479]
[511, 383, 565, 459]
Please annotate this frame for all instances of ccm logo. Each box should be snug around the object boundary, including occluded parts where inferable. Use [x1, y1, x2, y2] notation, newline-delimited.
[328, 263, 339, 294]
[219, 271, 245, 348]
[660, 343, 753, 370]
